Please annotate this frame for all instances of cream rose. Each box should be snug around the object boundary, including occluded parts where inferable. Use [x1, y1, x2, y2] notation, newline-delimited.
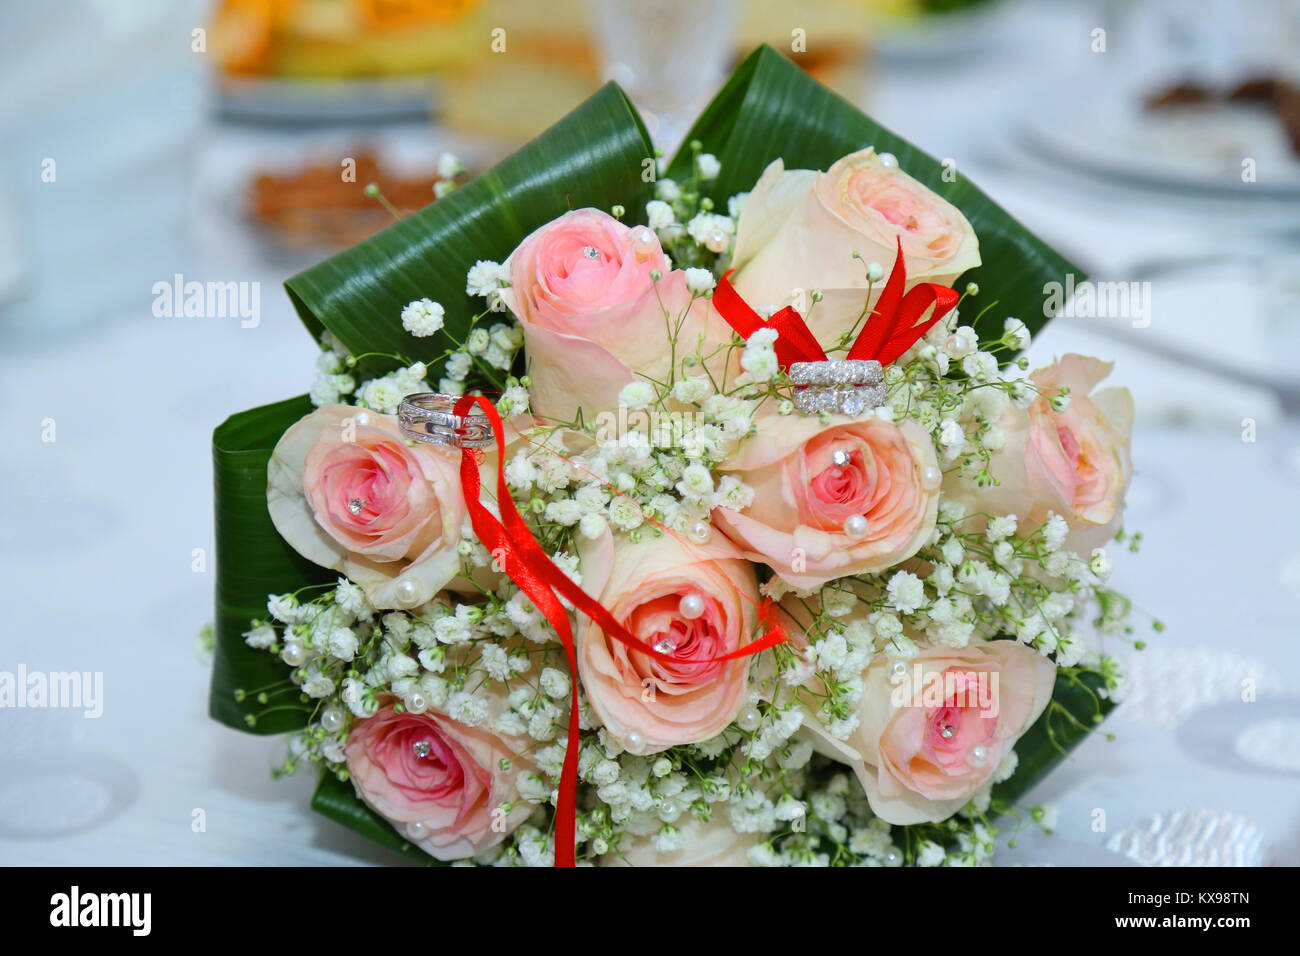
[712, 412, 941, 588]
[729, 147, 980, 348]
[601, 816, 759, 866]
[796, 641, 1055, 825]
[945, 353, 1134, 553]
[267, 405, 466, 609]
[576, 530, 760, 754]
[500, 208, 724, 425]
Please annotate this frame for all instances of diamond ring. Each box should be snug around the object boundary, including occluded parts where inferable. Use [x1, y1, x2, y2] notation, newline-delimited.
[398, 393, 495, 449]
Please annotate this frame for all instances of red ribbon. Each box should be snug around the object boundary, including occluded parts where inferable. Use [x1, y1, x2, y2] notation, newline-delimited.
[452, 395, 785, 866]
[713, 236, 959, 369]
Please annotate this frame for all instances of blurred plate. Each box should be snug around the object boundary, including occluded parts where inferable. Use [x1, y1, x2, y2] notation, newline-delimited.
[874, 0, 1016, 67]
[1018, 95, 1300, 200]
[191, 124, 503, 268]
[215, 74, 443, 125]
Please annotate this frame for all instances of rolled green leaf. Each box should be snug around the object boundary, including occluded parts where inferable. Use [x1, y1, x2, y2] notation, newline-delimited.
[210, 395, 334, 734]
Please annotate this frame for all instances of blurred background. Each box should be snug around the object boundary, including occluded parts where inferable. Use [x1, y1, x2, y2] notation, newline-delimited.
[1, 0, 1297, 865]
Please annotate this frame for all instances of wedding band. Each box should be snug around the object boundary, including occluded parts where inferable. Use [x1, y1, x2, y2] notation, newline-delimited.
[398, 393, 495, 449]
[794, 384, 888, 417]
[788, 359, 883, 387]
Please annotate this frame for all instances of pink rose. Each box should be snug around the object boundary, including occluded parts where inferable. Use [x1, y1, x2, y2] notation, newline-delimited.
[730, 147, 980, 349]
[576, 530, 760, 754]
[345, 700, 534, 861]
[713, 413, 942, 588]
[945, 354, 1134, 553]
[267, 405, 466, 609]
[500, 208, 724, 424]
[798, 641, 1055, 824]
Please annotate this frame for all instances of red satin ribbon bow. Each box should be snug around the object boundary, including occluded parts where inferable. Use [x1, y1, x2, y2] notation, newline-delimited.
[452, 395, 787, 866]
[712, 236, 960, 368]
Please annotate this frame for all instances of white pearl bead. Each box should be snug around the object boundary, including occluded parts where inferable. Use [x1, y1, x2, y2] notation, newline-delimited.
[321, 706, 345, 733]
[884, 849, 903, 866]
[737, 703, 762, 732]
[406, 692, 428, 714]
[877, 152, 898, 169]
[282, 642, 305, 666]
[922, 465, 942, 490]
[657, 800, 682, 823]
[679, 592, 706, 619]
[624, 731, 645, 754]
[969, 745, 989, 766]
[395, 579, 419, 606]
[405, 821, 428, 840]
[843, 514, 869, 540]
[354, 412, 371, 427]
[689, 520, 711, 543]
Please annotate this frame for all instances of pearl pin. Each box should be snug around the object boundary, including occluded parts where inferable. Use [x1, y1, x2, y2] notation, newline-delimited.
[281, 642, 305, 666]
[395, 579, 419, 606]
[689, 520, 711, 543]
[969, 745, 989, 766]
[679, 592, 706, 619]
[843, 514, 869, 540]
[405, 821, 428, 839]
[737, 703, 762, 732]
[406, 691, 428, 714]
[630, 226, 657, 259]
[354, 412, 371, 427]
[922, 465, 942, 490]
[624, 730, 646, 754]
[877, 152, 899, 169]
[321, 706, 345, 733]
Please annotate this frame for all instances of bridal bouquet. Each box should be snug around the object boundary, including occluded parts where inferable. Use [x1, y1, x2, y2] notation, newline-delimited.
[210, 48, 1145, 866]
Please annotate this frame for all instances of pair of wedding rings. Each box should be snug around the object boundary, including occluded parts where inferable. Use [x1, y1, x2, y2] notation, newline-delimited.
[397, 393, 495, 449]
[787, 359, 887, 417]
